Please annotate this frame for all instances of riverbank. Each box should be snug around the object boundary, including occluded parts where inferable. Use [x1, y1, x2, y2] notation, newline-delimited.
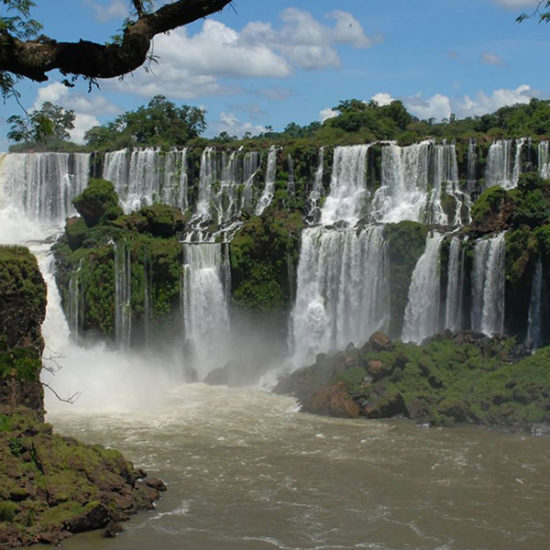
[0, 246, 163, 547]
[275, 331, 550, 429]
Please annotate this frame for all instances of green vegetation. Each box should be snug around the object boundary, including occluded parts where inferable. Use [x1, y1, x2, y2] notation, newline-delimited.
[0, 409, 157, 546]
[383, 221, 428, 336]
[281, 332, 550, 428]
[7, 102, 75, 144]
[84, 95, 206, 149]
[230, 209, 304, 311]
[72, 178, 123, 228]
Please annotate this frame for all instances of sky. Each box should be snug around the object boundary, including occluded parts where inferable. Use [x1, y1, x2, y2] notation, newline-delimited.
[1, 0, 550, 150]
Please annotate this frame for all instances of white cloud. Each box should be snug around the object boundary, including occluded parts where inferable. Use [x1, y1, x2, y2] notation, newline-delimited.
[71, 113, 100, 144]
[212, 112, 266, 138]
[84, 0, 128, 23]
[371, 84, 540, 122]
[455, 84, 536, 117]
[481, 51, 506, 66]
[320, 107, 338, 122]
[371, 92, 394, 106]
[405, 94, 453, 121]
[491, 0, 538, 8]
[32, 82, 120, 142]
[105, 8, 379, 98]
[256, 87, 294, 102]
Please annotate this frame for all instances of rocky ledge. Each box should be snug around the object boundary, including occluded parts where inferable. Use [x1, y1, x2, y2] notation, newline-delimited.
[275, 331, 550, 429]
[0, 246, 164, 546]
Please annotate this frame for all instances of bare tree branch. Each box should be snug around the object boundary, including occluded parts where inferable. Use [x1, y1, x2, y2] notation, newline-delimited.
[0, 0, 233, 83]
[42, 382, 81, 404]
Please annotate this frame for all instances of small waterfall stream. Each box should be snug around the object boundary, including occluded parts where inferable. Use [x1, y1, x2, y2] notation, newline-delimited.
[401, 232, 445, 343]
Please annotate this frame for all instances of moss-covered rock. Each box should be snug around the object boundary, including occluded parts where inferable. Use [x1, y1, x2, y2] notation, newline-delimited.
[383, 221, 428, 337]
[275, 331, 550, 429]
[230, 208, 303, 312]
[0, 247, 46, 417]
[0, 409, 162, 547]
[73, 178, 123, 228]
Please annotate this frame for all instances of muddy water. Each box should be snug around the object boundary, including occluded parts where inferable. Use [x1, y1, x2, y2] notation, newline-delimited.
[45, 383, 550, 550]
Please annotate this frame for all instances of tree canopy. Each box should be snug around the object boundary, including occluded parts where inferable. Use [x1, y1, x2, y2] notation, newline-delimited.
[84, 95, 206, 148]
[0, 0, 232, 97]
[7, 101, 74, 143]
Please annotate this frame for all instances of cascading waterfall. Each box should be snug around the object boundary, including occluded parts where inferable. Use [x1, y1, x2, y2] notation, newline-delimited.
[467, 139, 477, 190]
[241, 151, 261, 212]
[114, 241, 132, 349]
[444, 236, 465, 332]
[67, 260, 83, 340]
[287, 154, 295, 196]
[0, 152, 90, 221]
[182, 242, 231, 379]
[103, 148, 189, 212]
[291, 225, 389, 366]
[196, 147, 218, 221]
[484, 139, 525, 190]
[255, 147, 278, 215]
[527, 259, 543, 349]
[538, 141, 550, 180]
[372, 141, 431, 223]
[401, 232, 445, 343]
[471, 233, 506, 336]
[320, 145, 370, 226]
[306, 147, 325, 223]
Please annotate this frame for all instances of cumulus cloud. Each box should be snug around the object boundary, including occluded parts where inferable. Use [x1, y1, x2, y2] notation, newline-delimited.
[491, 0, 538, 8]
[368, 84, 540, 122]
[105, 8, 379, 98]
[84, 0, 128, 23]
[319, 108, 338, 122]
[481, 51, 506, 66]
[32, 82, 119, 143]
[212, 112, 266, 138]
[371, 92, 394, 106]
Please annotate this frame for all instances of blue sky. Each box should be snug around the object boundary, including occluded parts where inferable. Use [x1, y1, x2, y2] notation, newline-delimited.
[1, 0, 550, 149]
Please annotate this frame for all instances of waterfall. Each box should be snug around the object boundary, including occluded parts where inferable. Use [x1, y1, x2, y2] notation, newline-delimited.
[401, 232, 444, 343]
[526, 259, 543, 349]
[256, 147, 278, 215]
[538, 141, 550, 180]
[67, 260, 83, 341]
[484, 139, 525, 191]
[444, 236, 465, 332]
[287, 154, 295, 196]
[320, 145, 370, 226]
[241, 151, 261, 213]
[371, 141, 430, 224]
[306, 147, 325, 223]
[103, 148, 189, 213]
[114, 241, 132, 349]
[471, 233, 506, 336]
[196, 147, 218, 221]
[467, 139, 477, 189]
[182, 242, 230, 378]
[0, 152, 90, 221]
[291, 225, 389, 366]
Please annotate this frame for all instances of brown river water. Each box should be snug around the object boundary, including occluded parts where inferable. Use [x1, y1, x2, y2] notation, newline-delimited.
[42, 383, 550, 550]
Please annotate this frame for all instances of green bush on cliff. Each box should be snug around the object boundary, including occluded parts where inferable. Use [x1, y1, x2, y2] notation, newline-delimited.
[230, 209, 303, 311]
[471, 186, 510, 227]
[383, 221, 428, 336]
[73, 178, 123, 227]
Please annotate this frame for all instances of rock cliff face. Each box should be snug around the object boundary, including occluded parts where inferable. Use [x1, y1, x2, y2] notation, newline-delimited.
[0, 246, 46, 418]
[0, 246, 164, 547]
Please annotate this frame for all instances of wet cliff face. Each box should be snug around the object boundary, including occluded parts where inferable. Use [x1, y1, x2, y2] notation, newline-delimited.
[0, 246, 47, 418]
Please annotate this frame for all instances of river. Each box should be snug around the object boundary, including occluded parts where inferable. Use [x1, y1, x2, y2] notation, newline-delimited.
[42, 382, 550, 550]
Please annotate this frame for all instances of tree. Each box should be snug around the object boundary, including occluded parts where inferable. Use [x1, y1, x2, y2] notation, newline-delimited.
[84, 95, 206, 147]
[517, 1, 550, 23]
[0, 0, 233, 96]
[7, 101, 75, 142]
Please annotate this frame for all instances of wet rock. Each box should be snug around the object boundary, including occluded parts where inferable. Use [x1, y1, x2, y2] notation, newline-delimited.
[307, 382, 360, 419]
[66, 503, 111, 533]
[145, 477, 167, 492]
[103, 522, 124, 538]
